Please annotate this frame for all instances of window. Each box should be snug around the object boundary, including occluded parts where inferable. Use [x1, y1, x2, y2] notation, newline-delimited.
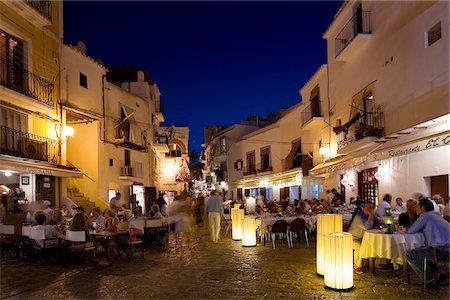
[109, 159, 114, 166]
[426, 22, 441, 48]
[124, 150, 130, 167]
[166, 144, 182, 157]
[310, 86, 321, 117]
[234, 159, 243, 170]
[0, 107, 28, 131]
[220, 137, 226, 153]
[80, 72, 88, 88]
[260, 146, 271, 171]
[246, 151, 256, 173]
[1, 30, 25, 88]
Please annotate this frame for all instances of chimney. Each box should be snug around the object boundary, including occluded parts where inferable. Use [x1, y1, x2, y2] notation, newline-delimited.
[77, 41, 86, 54]
[137, 71, 145, 82]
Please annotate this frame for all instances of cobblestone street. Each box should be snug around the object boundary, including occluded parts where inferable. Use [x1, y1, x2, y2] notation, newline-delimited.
[1, 226, 449, 300]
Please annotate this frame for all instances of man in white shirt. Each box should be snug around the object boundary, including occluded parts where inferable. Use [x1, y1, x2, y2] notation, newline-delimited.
[392, 197, 406, 214]
[34, 213, 65, 248]
[89, 207, 105, 229]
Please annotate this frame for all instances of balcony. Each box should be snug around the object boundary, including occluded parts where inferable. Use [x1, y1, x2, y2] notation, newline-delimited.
[0, 59, 55, 108]
[255, 162, 273, 174]
[3, 1, 52, 27]
[335, 11, 372, 61]
[153, 131, 169, 153]
[114, 125, 147, 151]
[243, 166, 257, 177]
[120, 161, 144, 178]
[301, 101, 323, 130]
[0, 125, 58, 164]
[337, 112, 384, 154]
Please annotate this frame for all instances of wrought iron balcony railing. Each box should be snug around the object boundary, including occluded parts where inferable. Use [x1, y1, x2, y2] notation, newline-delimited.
[0, 125, 58, 163]
[26, 1, 52, 21]
[301, 101, 322, 127]
[0, 59, 55, 107]
[336, 111, 384, 149]
[335, 11, 372, 57]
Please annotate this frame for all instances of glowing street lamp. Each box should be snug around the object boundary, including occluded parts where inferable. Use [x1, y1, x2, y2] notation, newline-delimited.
[324, 232, 353, 291]
[231, 206, 244, 241]
[241, 217, 257, 247]
[316, 214, 343, 275]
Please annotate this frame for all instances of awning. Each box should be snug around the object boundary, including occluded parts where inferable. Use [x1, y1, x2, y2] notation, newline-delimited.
[310, 144, 382, 177]
[371, 130, 450, 161]
[0, 156, 83, 178]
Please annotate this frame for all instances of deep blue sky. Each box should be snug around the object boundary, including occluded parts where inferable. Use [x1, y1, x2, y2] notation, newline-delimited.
[64, 1, 343, 152]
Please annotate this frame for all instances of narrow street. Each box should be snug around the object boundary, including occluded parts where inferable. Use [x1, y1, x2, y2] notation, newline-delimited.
[1, 225, 448, 300]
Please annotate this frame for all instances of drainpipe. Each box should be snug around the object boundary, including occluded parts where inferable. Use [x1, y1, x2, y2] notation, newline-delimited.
[102, 74, 106, 142]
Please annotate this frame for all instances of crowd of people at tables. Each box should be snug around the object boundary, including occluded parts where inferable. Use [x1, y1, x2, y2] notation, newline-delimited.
[4, 187, 449, 285]
[347, 192, 449, 289]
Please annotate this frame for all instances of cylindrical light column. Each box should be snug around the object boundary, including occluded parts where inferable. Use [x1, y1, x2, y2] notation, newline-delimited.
[231, 206, 244, 241]
[241, 217, 257, 247]
[324, 232, 354, 290]
[316, 214, 343, 275]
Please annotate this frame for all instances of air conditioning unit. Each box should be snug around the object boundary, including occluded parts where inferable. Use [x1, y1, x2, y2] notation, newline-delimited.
[121, 166, 133, 176]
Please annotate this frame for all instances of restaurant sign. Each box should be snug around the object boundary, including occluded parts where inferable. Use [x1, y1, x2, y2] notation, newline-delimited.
[372, 131, 450, 161]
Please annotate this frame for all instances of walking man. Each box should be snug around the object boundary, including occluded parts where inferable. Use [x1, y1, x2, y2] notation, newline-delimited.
[205, 190, 224, 243]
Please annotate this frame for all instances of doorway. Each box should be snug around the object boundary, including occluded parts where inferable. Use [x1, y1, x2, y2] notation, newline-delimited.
[431, 174, 448, 204]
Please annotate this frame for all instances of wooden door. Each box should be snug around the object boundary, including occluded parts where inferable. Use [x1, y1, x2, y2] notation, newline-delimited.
[431, 175, 448, 204]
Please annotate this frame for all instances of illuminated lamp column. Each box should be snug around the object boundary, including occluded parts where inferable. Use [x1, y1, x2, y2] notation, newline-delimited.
[241, 216, 257, 247]
[324, 232, 354, 291]
[231, 206, 244, 241]
[316, 214, 343, 275]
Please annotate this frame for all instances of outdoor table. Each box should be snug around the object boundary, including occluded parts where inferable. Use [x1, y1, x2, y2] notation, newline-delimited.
[359, 229, 425, 275]
[89, 230, 128, 258]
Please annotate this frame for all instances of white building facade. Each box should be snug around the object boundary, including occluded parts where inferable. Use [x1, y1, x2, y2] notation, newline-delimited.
[310, 0, 449, 205]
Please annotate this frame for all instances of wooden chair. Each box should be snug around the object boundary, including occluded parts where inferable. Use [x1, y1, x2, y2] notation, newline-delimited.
[265, 220, 290, 248]
[288, 218, 309, 247]
[117, 220, 145, 260]
[65, 230, 96, 270]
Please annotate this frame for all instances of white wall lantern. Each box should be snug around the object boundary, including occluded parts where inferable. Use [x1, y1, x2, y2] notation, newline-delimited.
[62, 125, 75, 138]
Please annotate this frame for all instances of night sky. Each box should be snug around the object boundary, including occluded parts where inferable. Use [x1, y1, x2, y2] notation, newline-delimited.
[63, 1, 343, 152]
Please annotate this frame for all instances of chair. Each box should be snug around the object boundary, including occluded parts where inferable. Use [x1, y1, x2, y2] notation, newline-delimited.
[406, 245, 449, 288]
[64, 230, 96, 270]
[16, 226, 32, 261]
[288, 218, 309, 247]
[265, 220, 290, 248]
[29, 227, 61, 267]
[146, 219, 168, 249]
[0, 224, 17, 259]
[224, 215, 232, 236]
[117, 220, 145, 260]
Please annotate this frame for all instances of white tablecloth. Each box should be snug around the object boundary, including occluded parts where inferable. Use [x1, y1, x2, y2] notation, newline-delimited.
[359, 229, 425, 264]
